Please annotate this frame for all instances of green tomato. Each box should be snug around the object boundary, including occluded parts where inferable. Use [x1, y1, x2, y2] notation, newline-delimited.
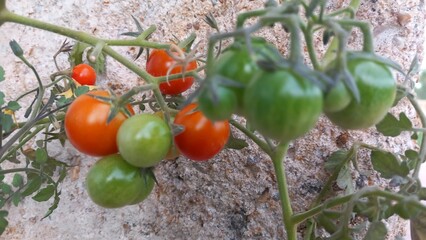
[244, 68, 323, 142]
[211, 37, 281, 114]
[325, 58, 396, 129]
[323, 80, 351, 113]
[129, 169, 155, 205]
[86, 154, 154, 208]
[117, 114, 172, 168]
[198, 86, 238, 121]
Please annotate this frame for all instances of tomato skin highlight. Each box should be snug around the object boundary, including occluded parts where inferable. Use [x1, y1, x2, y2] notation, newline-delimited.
[64, 90, 134, 157]
[117, 113, 172, 168]
[146, 49, 197, 95]
[244, 69, 323, 142]
[72, 63, 97, 85]
[86, 154, 154, 208]
[173, 103, 230, 161]
[325, 58, 396, 129]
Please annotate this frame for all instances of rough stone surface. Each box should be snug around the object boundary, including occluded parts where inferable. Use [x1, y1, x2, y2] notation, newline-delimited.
[0, 0, 424, 239]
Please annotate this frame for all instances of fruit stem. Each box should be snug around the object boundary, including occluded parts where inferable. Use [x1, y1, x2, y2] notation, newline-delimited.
[271, 142, 297, 240]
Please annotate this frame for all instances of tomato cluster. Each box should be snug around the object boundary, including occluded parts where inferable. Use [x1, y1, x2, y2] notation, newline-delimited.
[198, 39, 396, 143]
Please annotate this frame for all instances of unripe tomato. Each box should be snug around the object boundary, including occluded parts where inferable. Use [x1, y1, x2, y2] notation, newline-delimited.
[325, 58, 396, 129]
[173, 103, 230, 161]
[72, 63, 96, 85]
[146, 49, 197, 95]
[244, 69, 323, 142]
[64, 90, 134, 157]
[86, 154, 155, 208]
[198, 86, 238, 121]
[117, 113, 172, 168]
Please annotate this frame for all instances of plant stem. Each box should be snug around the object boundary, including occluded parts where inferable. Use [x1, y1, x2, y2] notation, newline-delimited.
[271, 142, 297, 240]
[408, 94, 426, 178]
[229, 119, 272, 155]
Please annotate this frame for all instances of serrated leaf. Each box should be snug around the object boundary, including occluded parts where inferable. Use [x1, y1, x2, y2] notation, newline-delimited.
[32, 185, 55, 202]
[376, 113, 412, 137]
[393, 87, 407, 106]
[21, 176, 42, 197]
[364, 221, 387, 240]
[12, 174, 23, 188]
[42, 189, 60, 219]
[371, 150, 409, 179]
[225, 134, 248, 150]
[324, 150, 349, 172]
[35, 148, 48, 164]
[0, 66, 5, 82]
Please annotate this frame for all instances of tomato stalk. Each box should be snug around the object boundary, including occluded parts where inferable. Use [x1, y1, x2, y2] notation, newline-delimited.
[407, 93, 426, 178]
[270, 142, 297, 240]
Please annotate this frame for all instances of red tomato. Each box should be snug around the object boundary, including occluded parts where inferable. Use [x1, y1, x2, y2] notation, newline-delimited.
[64, 90, 134, 156]
[146, 49, 197, 95]
[173, 103, 230, 161]
[72, 63, 97, 85]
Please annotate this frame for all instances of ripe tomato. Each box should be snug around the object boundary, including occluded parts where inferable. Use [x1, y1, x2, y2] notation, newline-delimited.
[244, 68, 323, 142]
[65, 90, 134, 157]
[86, 154, 155, 208]
[117, 113, 172, 168]
[210, 37, 281, 114]
[173, 103, 230, 161]
[72, 63, 97, 85]
[198, 86, 238, 121]
[325, 57, 396, 129]
[146, 49, 197, 95]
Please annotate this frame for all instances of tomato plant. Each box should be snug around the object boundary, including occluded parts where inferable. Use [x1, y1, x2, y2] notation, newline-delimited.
[64, 90, 134, 157]
[244, 68, 323, 142]
[146, 49, 197, 95]
[323, 80, 351, 113]
[86, 154, 155, 208]
[71, 63, 96, 85]
[173, 103, 230, 161]
[325, 57, 396, 129]
[117, 113, 172, 168]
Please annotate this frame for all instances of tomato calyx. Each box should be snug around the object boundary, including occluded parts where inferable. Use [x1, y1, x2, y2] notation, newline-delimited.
[86, 89, 133, 122]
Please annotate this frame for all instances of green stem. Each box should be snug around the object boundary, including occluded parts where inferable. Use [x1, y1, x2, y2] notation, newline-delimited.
[0, 167, 57, 185]
[236, 9, 267, 28]
[271, 142, 297, 240]
[229, 119, 272, 155]
[336, 20, 373, 52]
[302, 23, 320, 70]
[408, 94, 426, 178]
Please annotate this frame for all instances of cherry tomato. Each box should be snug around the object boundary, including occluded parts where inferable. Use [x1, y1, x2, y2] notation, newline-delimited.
[72, 63, 97, 85]
[244, 68, 323, 142]
[323, 81, 351, 113]
[64, 90, 134, 157]
[198, 86, 238, 121]
[325, 57, 396, 129]
[117, 113, 172, 168]
[86, 154, 155, 208]
[146, 49, 197, 95]
[173, 103, 230, 161]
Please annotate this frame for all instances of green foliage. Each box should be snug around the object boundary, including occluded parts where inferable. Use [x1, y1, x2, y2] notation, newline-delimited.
[376, 113, 412, 137]
[370, 150, 409, 179]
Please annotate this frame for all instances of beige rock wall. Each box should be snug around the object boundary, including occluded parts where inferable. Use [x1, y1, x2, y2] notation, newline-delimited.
[0, 0, 424, 239]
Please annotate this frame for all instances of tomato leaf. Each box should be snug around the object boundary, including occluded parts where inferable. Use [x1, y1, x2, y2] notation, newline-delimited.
[0, 183, 12, 195]
[375, 112, 412, 137]
[0, 210, 8, 236]
[225, 134, 248, 150]
[336, 165, 354, 194]
[1, 113, 13, 133]
[42, 189, 61, 219]
[0, 66, 4, 82]
[364, 221, 387, 240]
[21, 176, 42, 197]
[35, 148, 48, 164]
[69, 42, 90, 67]
[11, 173, 23, 188]
[32, 185, 55, 202]
[11, 192, 21, 207]
[7, 101, 21, 111]
[324, 150, 349, 172]
[75, 86, 90, 97]
[370, 150, 409, 179]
